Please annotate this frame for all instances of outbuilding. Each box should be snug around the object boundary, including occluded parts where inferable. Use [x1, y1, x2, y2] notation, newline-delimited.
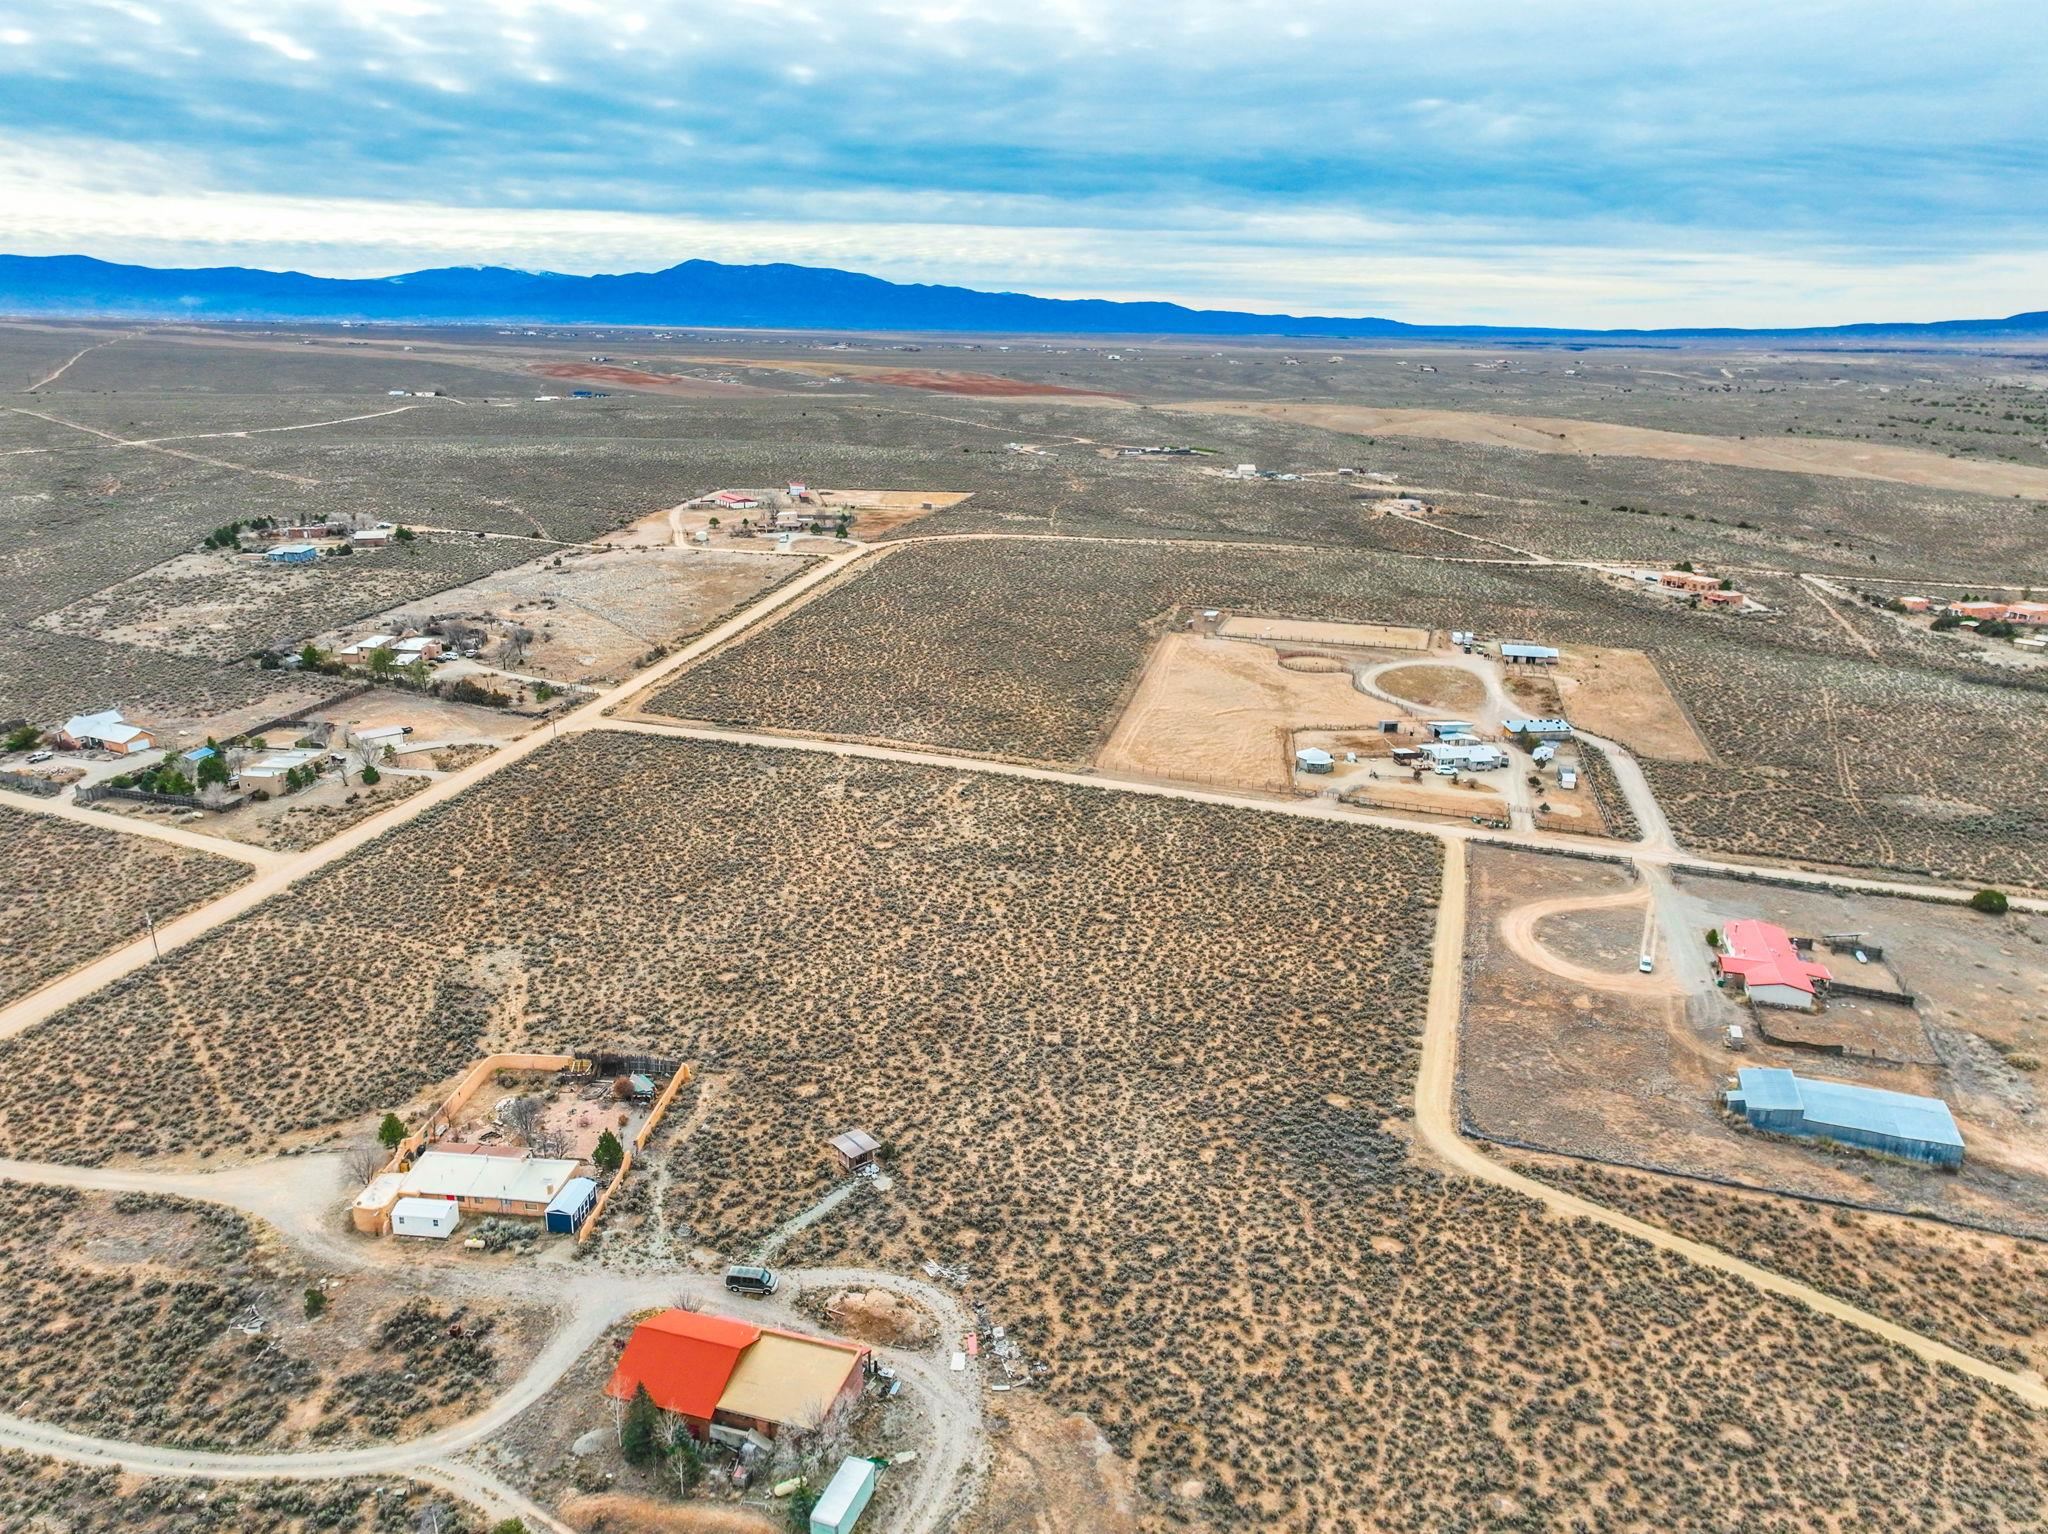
[1294, 746, 1334, 774]
[266, 543, 320, 565]
[828, 1129, 882, 1175]
[391, 1197, 461, 1240]
[1426, 721, 1474, 740]
[1503, 718, 1573, 740]
[1723, 1067, 1964, 1166]
[810, 1457, 879, 1534]
[1500, 642, 1559, 665]
[544, 1176, 600, 1235]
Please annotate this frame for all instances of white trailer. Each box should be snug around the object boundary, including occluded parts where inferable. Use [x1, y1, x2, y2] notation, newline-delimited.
[391, 1197, 460, 1240]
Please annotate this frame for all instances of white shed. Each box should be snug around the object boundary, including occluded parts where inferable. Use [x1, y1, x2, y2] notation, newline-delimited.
[391, 1197, 460, 1240]
[810, 1457, 878, 1534]
[1294, 747, 1334, 774]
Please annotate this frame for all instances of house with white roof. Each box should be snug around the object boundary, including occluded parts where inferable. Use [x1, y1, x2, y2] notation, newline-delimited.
[59, 710, 156, 755]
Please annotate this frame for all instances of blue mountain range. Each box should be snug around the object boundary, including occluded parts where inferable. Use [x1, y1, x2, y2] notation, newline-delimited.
[2, 253, 2043, 340]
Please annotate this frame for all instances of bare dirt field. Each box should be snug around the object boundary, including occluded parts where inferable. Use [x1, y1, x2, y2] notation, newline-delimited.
[1179, 400, 2048, 499]
[1552, 643, 1712, 762]
[1465, 845, 2048, 1237]
[0, 801, 250, 1008]
[338, 544, 806, 685]
[528, 361, 770, 396]
[1095, 632, 1384, 791]
[1375, 662, 1487, 713]
[7, 733, 2047, 1528]
[1215, 615, 1430, 649]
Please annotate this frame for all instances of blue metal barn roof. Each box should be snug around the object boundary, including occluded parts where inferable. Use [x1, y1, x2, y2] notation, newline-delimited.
[1733, 1067, 1963, 1148]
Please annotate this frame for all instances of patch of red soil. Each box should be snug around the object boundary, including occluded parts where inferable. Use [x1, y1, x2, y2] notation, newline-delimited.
[862, 369, 1113, 398]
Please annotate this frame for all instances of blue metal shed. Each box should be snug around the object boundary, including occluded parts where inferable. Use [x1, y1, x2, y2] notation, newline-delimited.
[1723, 1068, 1963, 1166]
[544, 1176, 599, 1234]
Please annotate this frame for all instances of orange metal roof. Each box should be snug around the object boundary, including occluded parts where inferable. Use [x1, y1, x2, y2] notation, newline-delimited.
[605, 1309, 762, 1419]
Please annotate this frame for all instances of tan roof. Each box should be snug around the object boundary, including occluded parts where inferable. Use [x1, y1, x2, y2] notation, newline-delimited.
[716, 1330, 864, 1428]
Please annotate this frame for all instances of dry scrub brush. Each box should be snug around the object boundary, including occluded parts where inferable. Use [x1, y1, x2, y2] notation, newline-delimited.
[0, 804, 249, 1007]
[0, 1183, 511, 1451]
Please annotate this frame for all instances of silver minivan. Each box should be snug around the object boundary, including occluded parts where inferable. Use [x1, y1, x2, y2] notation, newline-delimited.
[725, 1264, 779, 1297]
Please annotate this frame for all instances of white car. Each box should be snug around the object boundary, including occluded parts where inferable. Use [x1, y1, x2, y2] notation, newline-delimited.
[25, 750, 52, 764]
[1638, 955, 1655, 974]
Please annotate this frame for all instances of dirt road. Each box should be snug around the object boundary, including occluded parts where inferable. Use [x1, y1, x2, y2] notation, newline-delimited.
[1, 787, 283, 868]
[1416, 839, 2048, 1407]
[1494, 883, 1680, 997]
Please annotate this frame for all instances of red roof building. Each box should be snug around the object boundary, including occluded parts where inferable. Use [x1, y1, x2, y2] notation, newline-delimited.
[605, 1309, 869, 1440]
[1714, 920, 1832, 1011]
[607, 1309, 759, 1421]
[1946, 601, 2010, 621]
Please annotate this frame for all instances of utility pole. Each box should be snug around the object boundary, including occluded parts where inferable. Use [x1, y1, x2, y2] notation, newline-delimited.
[144, 909, 161, 961]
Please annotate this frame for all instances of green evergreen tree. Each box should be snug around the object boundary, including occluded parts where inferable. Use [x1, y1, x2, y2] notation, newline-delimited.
[621, 1382, 661, 1466]
[378, 1112, 407, 1149]
[593, 1129, 626, 1172]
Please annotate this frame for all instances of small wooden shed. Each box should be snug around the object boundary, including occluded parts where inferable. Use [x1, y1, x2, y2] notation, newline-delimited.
[827, 1129, 881, 1175]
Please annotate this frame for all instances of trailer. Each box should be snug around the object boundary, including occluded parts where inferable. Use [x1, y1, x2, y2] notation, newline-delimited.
[391, 1197, 460, 1240]
[810, 1457, 879, 1534]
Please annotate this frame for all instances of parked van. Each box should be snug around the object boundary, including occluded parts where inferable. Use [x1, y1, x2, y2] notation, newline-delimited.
[725, 1264, 779, 1297]
[1638, 955, 1655, 974]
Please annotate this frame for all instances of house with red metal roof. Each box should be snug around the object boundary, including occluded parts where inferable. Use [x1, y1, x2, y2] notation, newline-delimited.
[1713, 919, 1833, 1011]
[605, 1308, 869, 1443]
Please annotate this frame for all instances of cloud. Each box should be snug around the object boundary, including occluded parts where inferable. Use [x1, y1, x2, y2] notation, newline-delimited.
[0, 0, 2044, 323]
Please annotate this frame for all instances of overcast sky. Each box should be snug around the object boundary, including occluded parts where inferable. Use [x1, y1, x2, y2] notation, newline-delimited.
[2, 0, 2044, 325]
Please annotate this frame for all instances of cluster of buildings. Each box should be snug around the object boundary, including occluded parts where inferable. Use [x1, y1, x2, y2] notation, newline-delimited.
[1899, 596, 2048, 625]
[336, 631, 444, 667]
[353, 1144, 599, 1238]
[259, 522, 401, 565]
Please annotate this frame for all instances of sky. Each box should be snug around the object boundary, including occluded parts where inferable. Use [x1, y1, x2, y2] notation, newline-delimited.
[1, 0, 2044, 326]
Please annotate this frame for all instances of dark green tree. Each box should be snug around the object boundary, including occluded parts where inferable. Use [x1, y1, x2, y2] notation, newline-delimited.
[593, 1129, 626, 1172]
[621, 1382, 661, 1466]
[1970, 889, 2010, 916]
[378, 1112, 407, 1149]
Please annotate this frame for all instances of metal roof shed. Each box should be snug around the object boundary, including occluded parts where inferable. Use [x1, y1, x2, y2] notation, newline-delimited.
[545, 1176, 600, 1234]
[810, 1456, 879, 1534]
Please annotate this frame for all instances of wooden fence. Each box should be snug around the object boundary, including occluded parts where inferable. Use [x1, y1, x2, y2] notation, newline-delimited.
[580, 1063, 695, 1243]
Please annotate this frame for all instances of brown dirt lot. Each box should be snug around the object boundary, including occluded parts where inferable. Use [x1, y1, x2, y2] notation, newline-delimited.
[339, 544, 807, 686]
[1216, 615, 1430, 650]
[1095, 632, 1383, 791]
[528, 361, 769, 396]
[1375, 663, 1486, 713]
[1177, 401, 2048, 499]
[1552, 643, 1711, 762]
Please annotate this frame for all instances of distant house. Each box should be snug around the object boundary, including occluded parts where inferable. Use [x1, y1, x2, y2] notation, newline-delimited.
[1895, 595, 1932, 614]
[1659, 571, 1721, 594]
[2004, 601, 2048, 626]
[1713, 919, 1832, 1010]
[390, 636, 443, 664]
[350, 524, 395, 549]
[266, 543, 320, 565]
[1700, 589, 1749, 609]
[1945, 600, 2010, 622]
[338, 634, 397, 665]
[606, 1309, 869, 1444]
[1502, 718, 1573, 740]
[1500, 642, 1559, 665]
[59, 710, 155, 755]
[710, 491, 762, 512]
[1723, 1067, 1964, 1167]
